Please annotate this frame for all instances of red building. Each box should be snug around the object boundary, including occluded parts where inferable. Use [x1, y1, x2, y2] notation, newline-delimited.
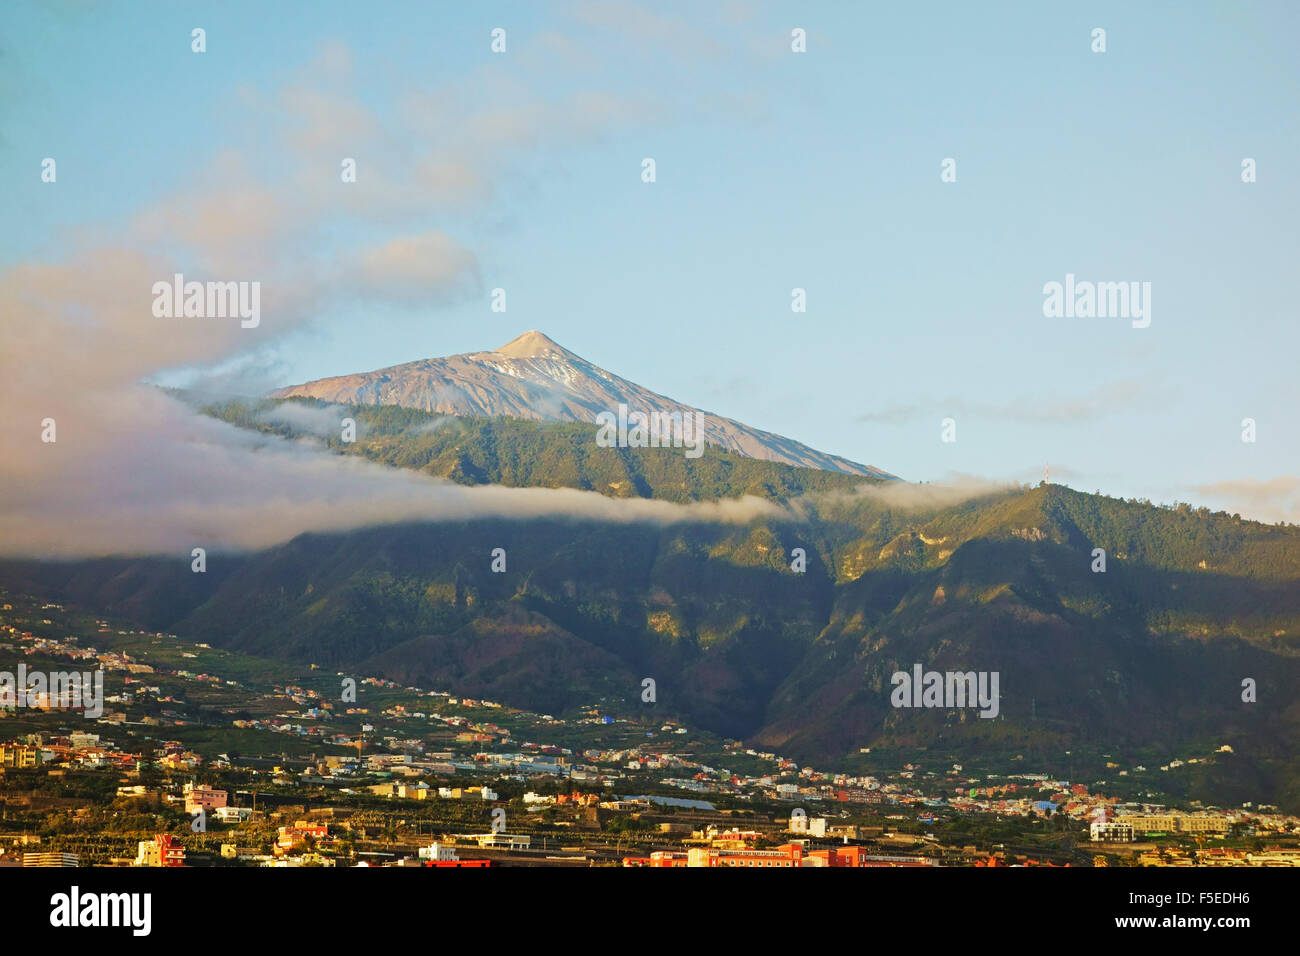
[134, 834, 185, 867]
[424, 859, 491, 867]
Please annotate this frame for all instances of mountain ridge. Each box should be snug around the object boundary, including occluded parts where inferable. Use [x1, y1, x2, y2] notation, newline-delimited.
[272, 331, 895, 479]
[4, 483, 1298, 813]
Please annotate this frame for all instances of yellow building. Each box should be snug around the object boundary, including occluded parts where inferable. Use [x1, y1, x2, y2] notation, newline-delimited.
[1179, 815, 1229, 834]
[1120, 813, 1230, 836]
[1117, 814, 1177, 834]
[0, 744, 41, 768]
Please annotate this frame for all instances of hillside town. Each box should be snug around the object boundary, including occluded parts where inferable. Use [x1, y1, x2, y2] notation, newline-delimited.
[2, 592, 1297, 868]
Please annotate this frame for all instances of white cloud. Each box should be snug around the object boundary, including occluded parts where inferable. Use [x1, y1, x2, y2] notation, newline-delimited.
[1194, 477, 1300, 525]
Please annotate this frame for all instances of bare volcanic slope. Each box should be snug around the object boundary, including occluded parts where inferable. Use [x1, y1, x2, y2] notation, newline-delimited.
[272, 331, 894, 478]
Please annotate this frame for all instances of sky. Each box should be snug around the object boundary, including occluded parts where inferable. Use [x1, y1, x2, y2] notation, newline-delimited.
[2, 0, 1299, 548]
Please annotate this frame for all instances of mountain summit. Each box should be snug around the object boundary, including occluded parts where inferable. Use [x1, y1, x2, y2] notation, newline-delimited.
[493, 329, 577, 360]
[272, 332, 894, 478]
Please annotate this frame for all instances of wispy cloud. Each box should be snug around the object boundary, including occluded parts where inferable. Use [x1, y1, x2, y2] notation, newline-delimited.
[858, 380, 1171, 425]
[256, 401, 359, 439]
[802, 474, 1018, 514]
[568, 0, 723, 60]
[345, 231, 480, 305]
[1194, 477, 1300, 525]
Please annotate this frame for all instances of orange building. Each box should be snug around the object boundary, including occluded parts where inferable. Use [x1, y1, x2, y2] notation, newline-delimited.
[689, 844, 805, 867]
[134, 834, 185, 867]
[277, 821, 329, 853]
[807, 847, 936, 867]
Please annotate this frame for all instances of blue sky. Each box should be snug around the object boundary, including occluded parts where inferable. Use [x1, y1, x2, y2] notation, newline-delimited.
[4, 0, 1298, 520]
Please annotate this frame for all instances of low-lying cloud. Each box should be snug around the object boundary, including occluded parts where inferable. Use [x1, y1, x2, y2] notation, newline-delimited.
[256, 401, 360, 439]
[0, 385, 781, 559]
[803, 474, 1018, 514]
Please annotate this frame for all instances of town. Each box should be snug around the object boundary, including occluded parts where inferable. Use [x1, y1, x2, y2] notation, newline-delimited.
[1, 590, 1296, 869]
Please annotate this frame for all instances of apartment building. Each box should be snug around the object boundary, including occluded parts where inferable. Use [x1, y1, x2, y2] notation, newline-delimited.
[22, 851, 79, 867]
[1117, 814, 1178, 834]
[182, 782, 227, 814]
[1090, 821, 1135, 842]
[0, 744, 41, 768]
[687, 844, 805, 868]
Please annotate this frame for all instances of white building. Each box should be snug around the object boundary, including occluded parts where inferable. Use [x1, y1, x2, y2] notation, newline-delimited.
[1090, 821, 1134, 843]
[470, 833, 530, 850]
[418, 842, 459, 862]
[789, 813, 827, 836]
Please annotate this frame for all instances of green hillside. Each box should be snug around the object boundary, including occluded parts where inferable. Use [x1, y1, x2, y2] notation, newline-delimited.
[5, 408, 1300, 808]
[197, 396, 874, 503]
